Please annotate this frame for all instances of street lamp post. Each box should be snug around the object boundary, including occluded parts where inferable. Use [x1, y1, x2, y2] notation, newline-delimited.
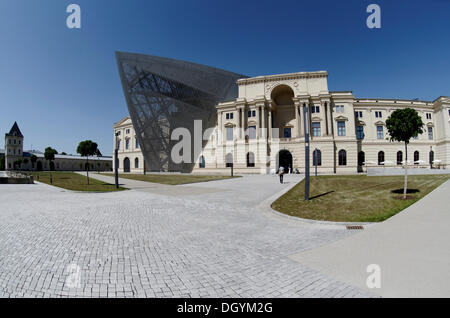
[303, 105, 310, 201]
[430, 146, 433, 170]
[115, 133, 119, 189]
[314, 148, 318, 177]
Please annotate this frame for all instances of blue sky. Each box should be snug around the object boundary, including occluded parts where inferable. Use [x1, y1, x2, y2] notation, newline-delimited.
[0, 0, 449, 155]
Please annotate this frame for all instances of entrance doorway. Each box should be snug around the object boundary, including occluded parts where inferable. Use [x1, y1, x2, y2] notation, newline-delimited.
[278, 150, 293, 173]
[123, 157, 130, 173]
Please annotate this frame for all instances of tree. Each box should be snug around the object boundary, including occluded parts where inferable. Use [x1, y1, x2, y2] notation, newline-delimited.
[386, 108, 424, 199]
[77, 140, 98, 185]
[61, 152, 67, 155]
[22, 158, 29, 170]
[30, 155, 37, 170]
[14, 159, 23, 170]
[44, 147, 58, 184]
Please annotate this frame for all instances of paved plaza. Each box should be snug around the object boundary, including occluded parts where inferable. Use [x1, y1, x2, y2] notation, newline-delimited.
[0, 174, 373, 298]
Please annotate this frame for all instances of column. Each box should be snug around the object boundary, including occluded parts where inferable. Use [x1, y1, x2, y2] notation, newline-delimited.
[327, 103, 333, 136]
[295, 103, 302, 138]
[218, 111, 222, 144]
[256, 106, 261, 139]
[267, 107, 272, 139]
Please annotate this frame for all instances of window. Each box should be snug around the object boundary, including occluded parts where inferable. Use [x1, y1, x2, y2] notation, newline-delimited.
[335, 105, 344, 113]
[116, 131, 121, 136]
[135, 157, 139, 169]
[428, 127, 433, 140]
[448, 109, 450, 116]
[375, 111, 382, 118]
[126, 129, 130, 134]
[414, 151, 419, 164]
[356, 126, 364, 140]
[338, 150, 347, 166]
[226, 112, 234, 120]
[311, 106, 320, 113]
[226, 127, 234, 141]
[397, 151, 403, 165]
[8, 139, 11, 144]
[247, 110, 256, 118]
[337, 121, 346, 136]
[136, 138, 140, 148]
[18, 149, 20, 155]
[378, 151, 385, 165]
[14, 139, 16, 144]
[18, 140, 21, 145]
[313, 149, 322, 166]
[125, 139, 130, 150]
[116, 139, 120, 150]
[248, 126, 256, 139]
[225, 153, 233, 167]
[283, 127, 292, 138]
[358, 151, 365, 166]
[199, 156, 205, 168]
[247, 152, 255, 167]
[312, 122, 321, 137]
[426, 113, 432, 120]
[355, 111, 363, 118]
[376, 126, 384, 139]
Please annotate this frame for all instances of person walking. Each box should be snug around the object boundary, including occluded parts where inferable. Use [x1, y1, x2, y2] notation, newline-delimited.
[278, 165, 285, 184]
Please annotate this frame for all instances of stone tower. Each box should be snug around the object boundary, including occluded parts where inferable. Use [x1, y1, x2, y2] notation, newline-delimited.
[5, 122, 24, 170]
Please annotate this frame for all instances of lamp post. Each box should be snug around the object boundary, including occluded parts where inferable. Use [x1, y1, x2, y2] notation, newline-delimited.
[314, 148, 318, 177]
[303, 104, 310, 201]
[115, 132, 119, 189]
[430, 146, 433, 170]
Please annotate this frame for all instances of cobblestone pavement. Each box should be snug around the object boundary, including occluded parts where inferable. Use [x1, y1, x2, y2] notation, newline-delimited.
[0, 175, 374, 298]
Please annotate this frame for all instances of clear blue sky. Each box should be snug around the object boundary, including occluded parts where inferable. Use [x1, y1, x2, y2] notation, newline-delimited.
[0, 0, 449, 156]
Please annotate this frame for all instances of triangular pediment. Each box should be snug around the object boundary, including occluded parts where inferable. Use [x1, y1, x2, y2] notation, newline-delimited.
[374, 120, 385, 126]
[334, 115, 348, 121]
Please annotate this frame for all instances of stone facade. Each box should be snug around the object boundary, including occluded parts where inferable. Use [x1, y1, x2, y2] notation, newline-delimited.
[3, 122, 112, 172]
[113, 116, 146, 174]
[190, 71, 450, 174]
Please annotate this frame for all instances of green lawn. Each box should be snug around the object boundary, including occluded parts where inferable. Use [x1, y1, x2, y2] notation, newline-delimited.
[29, 172, 126, 192]
[271, 174, 450, 222]
[102, 173, 239, 185]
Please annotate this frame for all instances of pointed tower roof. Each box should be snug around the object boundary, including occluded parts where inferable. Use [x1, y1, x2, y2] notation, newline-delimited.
[6, 122, 24, 138]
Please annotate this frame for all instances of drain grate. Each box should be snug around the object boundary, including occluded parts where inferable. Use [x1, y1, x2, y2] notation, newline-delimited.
[346, 225, 364, 230]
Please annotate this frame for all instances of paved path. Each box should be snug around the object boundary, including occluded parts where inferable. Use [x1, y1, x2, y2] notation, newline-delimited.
[0, 174, 372, 298]
[290, 179, 450, 297]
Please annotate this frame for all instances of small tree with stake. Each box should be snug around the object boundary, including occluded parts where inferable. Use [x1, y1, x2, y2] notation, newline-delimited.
[30, 155, 37, 170]
[44, 147, 58, 184]
[386, 108, 424, 199]
[77, 140, 98, 186]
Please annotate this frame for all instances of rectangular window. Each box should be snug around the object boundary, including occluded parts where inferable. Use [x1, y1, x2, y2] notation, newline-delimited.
[226, 113, 229, 120]
[136, 138, 139, 148]
[125, 139, 129, 149]
[337, 121, 346, 136]
[116, 131, 121, 136]
[355, 111, 363, 118]
[356, 126, 364, 140]
[375, 111, 382, 118]
[283, 127, 292, 138]
[312, 122, 321, 137]
[226, 127, 234, 141]
[311, 106, 320, 113]
[426, 113, 432, 120]
[247, 110, 256, 118]
[248, 126, 256, 139]
[116, 140, 120, 149]
[126, 129, 130, 134]
[428, 127, 433, 140]
[335, 105, 344, 113]
[377, 126, 384, 139]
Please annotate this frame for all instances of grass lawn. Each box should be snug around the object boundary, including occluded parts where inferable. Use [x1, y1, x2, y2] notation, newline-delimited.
[271, 174, 450, 222]
[102, 173, 239, 185]
[29, 172, 126, 192]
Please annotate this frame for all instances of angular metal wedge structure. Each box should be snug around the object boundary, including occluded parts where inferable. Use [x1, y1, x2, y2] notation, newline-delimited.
[116, 52, 246, 172]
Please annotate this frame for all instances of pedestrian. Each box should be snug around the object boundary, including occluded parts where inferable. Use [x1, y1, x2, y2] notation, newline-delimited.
[278, 166, 285, 184]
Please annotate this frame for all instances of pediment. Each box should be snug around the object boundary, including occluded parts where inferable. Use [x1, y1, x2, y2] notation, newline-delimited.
[311, 116, 322, 122]
[334, 115, 348, 121]
[374, 120, 385, 126]
[357, 120, 366, 126]
[426, 122, 434, 127]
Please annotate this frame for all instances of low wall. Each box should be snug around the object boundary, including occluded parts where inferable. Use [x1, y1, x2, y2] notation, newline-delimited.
[367, 167, 450, 176]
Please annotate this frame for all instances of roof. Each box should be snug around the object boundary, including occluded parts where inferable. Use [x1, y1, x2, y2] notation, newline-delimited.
[23, 152, 112, 161]
[6, 122, 23, 137]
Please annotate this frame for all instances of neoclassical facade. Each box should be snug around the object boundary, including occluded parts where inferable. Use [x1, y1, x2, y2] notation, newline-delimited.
[113, 116, 146, 173]
[192, 71, 450, 174]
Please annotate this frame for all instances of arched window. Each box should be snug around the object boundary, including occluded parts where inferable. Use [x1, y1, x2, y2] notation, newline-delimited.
[378, 151, 385, 165]
[135, 157, 139, 169]
[247, 152, 255, 167]
[414, 151, 419, 164]
[358, 151, 365, 166]
[313, 149, 322, 166]
[338, 150, 347, 166]
[429, 150, 434, 165]
[225, 153, 233, 167]
[199, 156, 205, 168]
[397, 151, 403, 165]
